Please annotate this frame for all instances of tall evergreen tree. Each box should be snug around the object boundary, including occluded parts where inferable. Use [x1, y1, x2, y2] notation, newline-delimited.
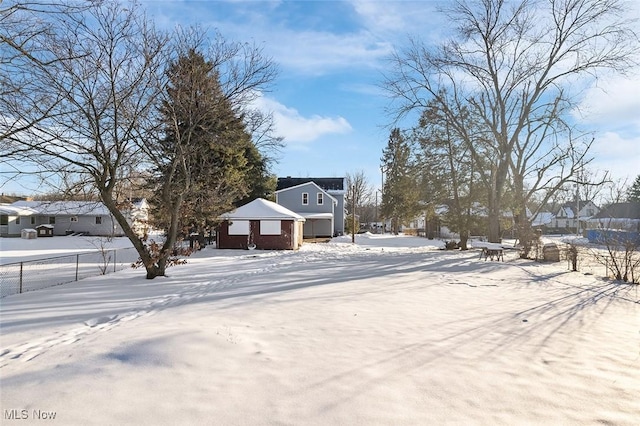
[148, 49, 264, 274]
[414, 103, 483, 249]
[380, 128, 420, 234]
[627, 175, 640, 203]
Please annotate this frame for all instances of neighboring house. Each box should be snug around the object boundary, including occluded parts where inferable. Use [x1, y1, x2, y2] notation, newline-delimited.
[586, 202, 640, 232]
[8, 201, 122, 237]
[217, 198, 305, 250]
[552, 200, 599, 232]
[585, 202, 640, 244]
[275, 177, 346, 238]
[1, 200, 149, 237]
[0, 203, 39, 237]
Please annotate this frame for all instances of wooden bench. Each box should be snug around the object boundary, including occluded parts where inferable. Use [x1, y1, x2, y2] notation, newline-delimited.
[478, 244, 504, 262]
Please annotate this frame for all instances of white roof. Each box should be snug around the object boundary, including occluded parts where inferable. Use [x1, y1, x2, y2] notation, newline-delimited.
[531, 211, 555, 226]
[302, 213, 333, 219]
[221, 198, 305, 221]
[0, 203, 39, 216]
[12, 200, 111, 216]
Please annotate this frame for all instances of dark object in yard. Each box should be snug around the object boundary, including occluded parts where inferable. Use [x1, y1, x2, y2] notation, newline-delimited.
[480, 246, 504, 261]
[543, 243, 560, 262]
[445, 241, 459, 250]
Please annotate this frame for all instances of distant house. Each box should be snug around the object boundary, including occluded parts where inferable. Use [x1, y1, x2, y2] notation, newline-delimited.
[552, 200, 599, 232]
[217, 198, 305, 250]
[0, 203, 39, 237]
[275, 177, 346, 238]
[585, 202, 640, 244]
[1, 200, 149, 237]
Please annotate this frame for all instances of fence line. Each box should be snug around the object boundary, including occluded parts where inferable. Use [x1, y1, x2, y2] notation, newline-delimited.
[0, 247, 140, 298]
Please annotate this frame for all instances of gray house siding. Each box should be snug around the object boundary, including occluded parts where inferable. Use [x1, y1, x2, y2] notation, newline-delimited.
[328, 189, 345, 236]
[276, 182, 337, 237]
[276, 178, 346, 237]
[38, 214, 122, 236]
[4, 201, 138, 237]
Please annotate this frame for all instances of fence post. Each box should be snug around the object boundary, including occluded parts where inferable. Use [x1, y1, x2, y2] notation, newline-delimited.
[76, 254, 79, 281]
[19, 262, 23, 294]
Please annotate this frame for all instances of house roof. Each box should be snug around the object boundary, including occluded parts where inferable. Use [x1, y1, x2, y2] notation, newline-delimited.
[531, 211, 555, 226]
[276, 177, 345, 192]
[11, 200, 112, 216]
[221, 198, 305, 221]
[592, 202, 640, 220]
[0, 203, 39, 216]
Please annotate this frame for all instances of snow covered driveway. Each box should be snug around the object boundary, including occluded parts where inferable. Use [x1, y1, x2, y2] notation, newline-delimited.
[1, 235, 639, 425]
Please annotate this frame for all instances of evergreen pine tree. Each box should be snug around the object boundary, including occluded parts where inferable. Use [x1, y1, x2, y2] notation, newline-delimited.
[627, 175, 640, 203]
[149, 49, 268, 272]
[380, 128, 420, 234]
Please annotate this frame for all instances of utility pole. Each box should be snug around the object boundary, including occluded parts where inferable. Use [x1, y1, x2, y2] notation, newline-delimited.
[375, 190, 378, 234]
[351, 184, 357, 244]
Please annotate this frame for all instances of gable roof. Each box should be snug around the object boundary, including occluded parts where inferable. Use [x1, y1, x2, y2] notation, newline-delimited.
[11, 200, 111, 216]
[275, 181, 338, 204]
[0, 203, 39, 216]
[221, 198, 305, 221]
[276, 177, 345, 192]
[592, 202, 640, 220]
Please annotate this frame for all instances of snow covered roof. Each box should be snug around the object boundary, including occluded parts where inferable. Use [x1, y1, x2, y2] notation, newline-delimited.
[531, 211, 555, 227]
[11, 200, 111, 216]
[301, 212, 333, 219]
[0, 203, 39, 216]
[221, 198, 305, 221]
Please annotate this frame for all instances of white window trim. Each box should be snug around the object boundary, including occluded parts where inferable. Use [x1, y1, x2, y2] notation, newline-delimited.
[302, 192, 309, 205]
[317, 192, 323, 205]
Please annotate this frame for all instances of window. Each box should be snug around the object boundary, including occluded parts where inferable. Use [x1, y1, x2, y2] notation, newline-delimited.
[302, 192, 309, 205]
[30, 216, 36, 225]
[70, 216, 79, 223]
[15, 216, 20, 225]
[260, 220, 281, 235]
[228, 220, 249, 235]
[0, 215, 7, 226]
[317, 193, 323, 205]
[49, 216, 56, 225]
[95, 216, 102, 225]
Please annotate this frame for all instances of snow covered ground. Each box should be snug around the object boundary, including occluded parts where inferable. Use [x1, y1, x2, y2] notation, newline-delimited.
[1, 234, 639, 425]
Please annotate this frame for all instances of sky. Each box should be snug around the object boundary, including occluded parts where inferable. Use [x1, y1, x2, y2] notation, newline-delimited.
[1, 234, 639, 424]
[1, 0, 639, 197]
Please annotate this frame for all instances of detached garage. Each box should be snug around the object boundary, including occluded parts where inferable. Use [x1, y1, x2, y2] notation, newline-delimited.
[217, 198, 305, 250]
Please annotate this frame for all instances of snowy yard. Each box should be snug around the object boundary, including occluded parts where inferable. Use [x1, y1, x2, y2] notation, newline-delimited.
[1, 234, 638, 425]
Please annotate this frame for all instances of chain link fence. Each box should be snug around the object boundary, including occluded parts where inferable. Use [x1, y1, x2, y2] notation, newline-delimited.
[0, 247, 140, 298]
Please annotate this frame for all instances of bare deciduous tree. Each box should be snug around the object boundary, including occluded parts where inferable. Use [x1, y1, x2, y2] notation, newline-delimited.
[346, 170, 374, 236]
[2, 1, 170, 278]
[383, 0, 639, 243]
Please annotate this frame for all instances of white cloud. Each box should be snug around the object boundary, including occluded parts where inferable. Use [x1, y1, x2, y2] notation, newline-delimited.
[252, 94, 353, 146]
[589, 131, 640, 182]
[267, 30, 393, 75]
[574, 75, 640, 132]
